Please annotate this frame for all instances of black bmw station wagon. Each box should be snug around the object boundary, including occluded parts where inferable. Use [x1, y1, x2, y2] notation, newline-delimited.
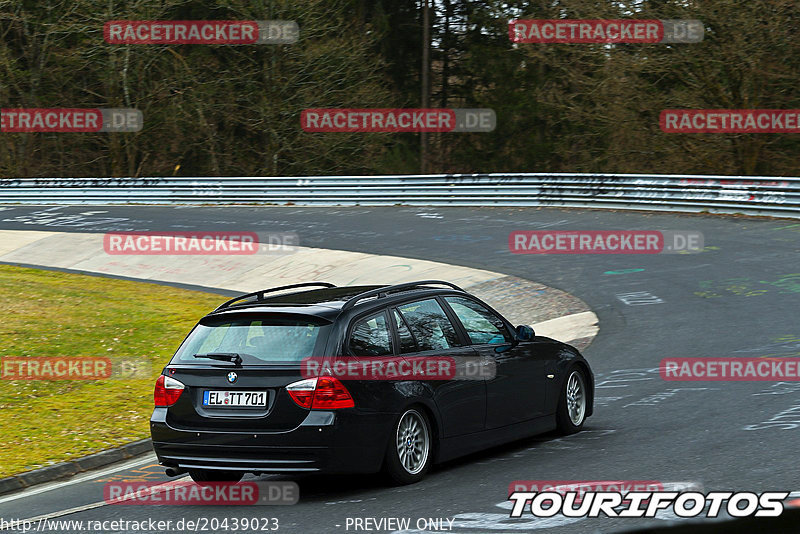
[151, 280, 594, 485]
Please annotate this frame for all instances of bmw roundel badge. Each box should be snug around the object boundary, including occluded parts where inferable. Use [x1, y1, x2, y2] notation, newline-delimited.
[227, 371, 238, 384]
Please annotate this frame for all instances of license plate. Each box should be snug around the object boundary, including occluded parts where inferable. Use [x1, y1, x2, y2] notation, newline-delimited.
[203, 390, 268, 407]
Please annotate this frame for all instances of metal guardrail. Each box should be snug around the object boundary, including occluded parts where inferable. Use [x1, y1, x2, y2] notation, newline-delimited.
[1, 174, 799, 217]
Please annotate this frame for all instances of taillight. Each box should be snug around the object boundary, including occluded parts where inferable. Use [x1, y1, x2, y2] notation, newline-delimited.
[286, 377, 354, 410]
[286, 378, 316, 409]
[312, 377, 355, 409]
[154, 375, 185, 407]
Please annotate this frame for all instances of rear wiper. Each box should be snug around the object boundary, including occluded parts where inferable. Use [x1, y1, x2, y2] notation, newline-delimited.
[193, 353, 243, 365]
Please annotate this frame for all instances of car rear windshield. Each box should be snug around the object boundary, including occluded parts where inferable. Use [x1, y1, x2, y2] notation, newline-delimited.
[172, 314, 331, 365]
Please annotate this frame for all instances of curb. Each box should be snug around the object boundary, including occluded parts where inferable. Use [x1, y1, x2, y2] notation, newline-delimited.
[0, 439, 153, 498]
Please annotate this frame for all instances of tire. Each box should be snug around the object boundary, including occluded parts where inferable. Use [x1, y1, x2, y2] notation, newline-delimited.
[189, 469, 243, 485]
[384, 408, 432, 485]
[556, 367, 588, 434]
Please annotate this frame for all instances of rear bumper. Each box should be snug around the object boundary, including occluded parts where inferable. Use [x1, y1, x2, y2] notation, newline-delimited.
[150, 408, 392, 475]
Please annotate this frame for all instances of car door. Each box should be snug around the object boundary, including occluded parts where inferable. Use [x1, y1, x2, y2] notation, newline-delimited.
[443, 296, 548, 428]
[393, 298, 486, 437]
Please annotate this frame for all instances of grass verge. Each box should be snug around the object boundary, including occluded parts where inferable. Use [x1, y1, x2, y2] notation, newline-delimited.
[0, 264, 223, 478]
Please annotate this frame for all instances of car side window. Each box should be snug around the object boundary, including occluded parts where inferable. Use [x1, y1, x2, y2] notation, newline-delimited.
[444, 296, 514, 345]
[348, 311, 393, 356]
[393, 310, 418, 354]
[396, 299, 460, 351]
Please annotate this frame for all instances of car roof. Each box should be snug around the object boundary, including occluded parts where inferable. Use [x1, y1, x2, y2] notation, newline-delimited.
[206, 284, 467, 321]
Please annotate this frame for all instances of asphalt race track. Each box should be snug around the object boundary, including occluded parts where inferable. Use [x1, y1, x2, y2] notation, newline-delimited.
[1, 205, 799, 533]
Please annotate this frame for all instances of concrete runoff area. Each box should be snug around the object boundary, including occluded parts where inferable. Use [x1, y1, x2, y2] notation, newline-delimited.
[0, 230, 598, 345]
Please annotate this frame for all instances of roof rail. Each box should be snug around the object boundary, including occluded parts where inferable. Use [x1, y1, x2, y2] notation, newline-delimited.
[214, 282, 336, 311]
[341, 280, 465, 311]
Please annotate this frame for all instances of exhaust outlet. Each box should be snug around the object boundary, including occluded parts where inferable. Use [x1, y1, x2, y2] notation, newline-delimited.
[165, 467, 187, 477]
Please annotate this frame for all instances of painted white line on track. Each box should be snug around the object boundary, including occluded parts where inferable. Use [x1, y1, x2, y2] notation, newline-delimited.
[0, 454, 157, 505]
[0, 476, 191, 531]
[1, 500, 109, 530]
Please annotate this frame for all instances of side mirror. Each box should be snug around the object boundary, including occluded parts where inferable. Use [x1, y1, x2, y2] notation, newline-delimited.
[515, 325, 535, 342]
